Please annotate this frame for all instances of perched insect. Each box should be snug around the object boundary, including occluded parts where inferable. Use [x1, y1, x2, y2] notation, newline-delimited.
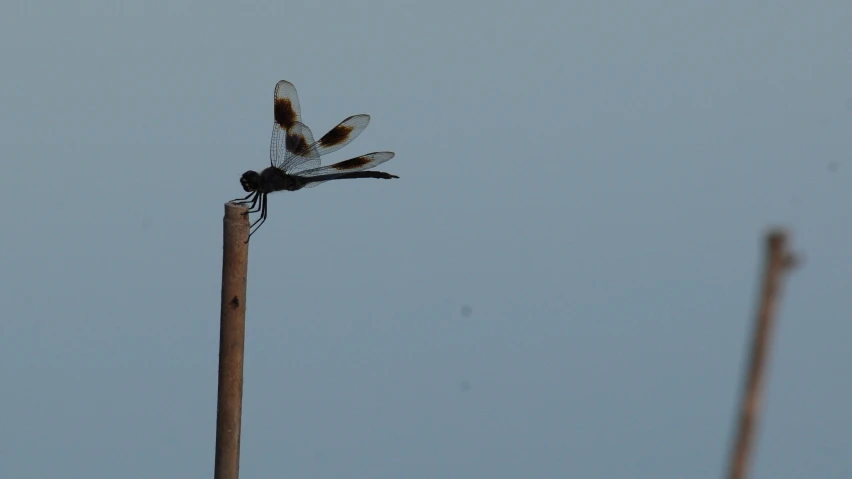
[231, 80, 398, 239]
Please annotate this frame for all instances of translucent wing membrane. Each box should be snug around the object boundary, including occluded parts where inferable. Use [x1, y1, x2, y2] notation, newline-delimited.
[273, 115, 372, 173]
[272, 122, 321, 171]
[299, 152, 395, 177]
[314, 114, 370, 156]
[299, 151, 397, 188]
[270, 80, 303, 167]
[273, 80, 301, 129]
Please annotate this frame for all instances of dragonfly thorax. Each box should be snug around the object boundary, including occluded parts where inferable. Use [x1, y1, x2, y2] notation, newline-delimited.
[259, 166, 307, 192]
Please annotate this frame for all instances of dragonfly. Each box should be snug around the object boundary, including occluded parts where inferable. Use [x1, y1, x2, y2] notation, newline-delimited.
[231, 80, 398, 240]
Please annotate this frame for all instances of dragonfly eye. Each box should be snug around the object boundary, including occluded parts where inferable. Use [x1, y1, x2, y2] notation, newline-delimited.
[240, 171, 260, 192]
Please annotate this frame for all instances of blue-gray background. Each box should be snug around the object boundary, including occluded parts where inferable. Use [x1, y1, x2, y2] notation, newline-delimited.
[1, 1, 850, 478]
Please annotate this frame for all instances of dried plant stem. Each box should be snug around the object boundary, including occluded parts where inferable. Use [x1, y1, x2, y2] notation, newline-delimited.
[726, 229, 796, 479]
[214, 203, 250, 479]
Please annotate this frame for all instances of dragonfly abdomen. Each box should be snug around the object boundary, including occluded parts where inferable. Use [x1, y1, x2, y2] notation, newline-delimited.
[307, 171, 399, 184]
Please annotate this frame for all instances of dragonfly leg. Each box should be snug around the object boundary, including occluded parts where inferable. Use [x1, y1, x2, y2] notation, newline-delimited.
[232, 192, 260, 219]
[246, 193, 262, 214]
[230, 192, 255, 204]
[246, 194, 268, 242]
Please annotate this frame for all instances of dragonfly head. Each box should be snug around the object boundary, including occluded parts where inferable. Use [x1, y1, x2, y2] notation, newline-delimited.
[240, 170, 261, 192]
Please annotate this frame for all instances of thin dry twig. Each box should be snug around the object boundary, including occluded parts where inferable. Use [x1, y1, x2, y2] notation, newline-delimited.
[725, 229, 797, 479]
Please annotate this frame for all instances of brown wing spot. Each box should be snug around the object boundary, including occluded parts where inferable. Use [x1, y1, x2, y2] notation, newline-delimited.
[274, 98, 297, 130]
[332, 156, 372, 171]
[286, 131, 311, 156]
[318, 124, 354, 147]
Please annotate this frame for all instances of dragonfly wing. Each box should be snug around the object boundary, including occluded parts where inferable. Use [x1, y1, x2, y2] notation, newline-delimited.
[273, 80, 301, 130]
[269, 80, 304, 167]
[278, 115, 372, 173]
[310, 114, 370, 158]
[273, 122, 321, 172]
[299, 151, 395, 187]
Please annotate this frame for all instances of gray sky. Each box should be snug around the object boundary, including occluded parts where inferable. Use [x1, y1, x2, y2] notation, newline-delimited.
[2, 1, 851, 478]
